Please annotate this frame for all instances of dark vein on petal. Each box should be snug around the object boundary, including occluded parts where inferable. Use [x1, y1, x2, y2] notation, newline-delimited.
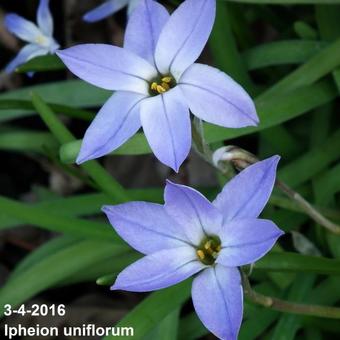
[222, 234, 278, 249]
[62, 52, 150, 82]
[178, 186, 208, 237]
[161, 94, 178, 169]
[179, 82, 257, 124]
[214, 267, 235, 339]
[168, 1, 207, 74]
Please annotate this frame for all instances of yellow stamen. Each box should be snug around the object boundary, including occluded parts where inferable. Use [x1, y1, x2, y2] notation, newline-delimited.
[150, 75, 173, 94]
[204, 241, 212, 250]
[197, 250, 205, 260]
[161, 76, 172, 83]
[161, 82, 170, 91]
[156, 85, 167, 93]
[151, 82, 158, 91]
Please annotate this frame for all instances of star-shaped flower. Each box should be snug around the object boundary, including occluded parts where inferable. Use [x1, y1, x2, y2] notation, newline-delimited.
[103, 156, 283, 340]
[58, 0, 258, 172]
[4, 0, 60, 73]
[83, 0, 140, 22]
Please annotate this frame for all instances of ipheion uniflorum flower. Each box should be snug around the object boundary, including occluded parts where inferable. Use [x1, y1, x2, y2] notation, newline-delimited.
[103, 156, 284, 340]
[4, 0, 59, 73]
[57, 0, 259, 172]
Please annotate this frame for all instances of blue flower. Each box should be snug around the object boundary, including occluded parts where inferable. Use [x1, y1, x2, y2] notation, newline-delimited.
[83, 0, 140, 22]
[4, 0, 60, 73]
[103, 156, 284, 340]
[58, 0, 259, 171]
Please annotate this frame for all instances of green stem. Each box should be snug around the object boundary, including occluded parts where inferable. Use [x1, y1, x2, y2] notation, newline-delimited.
[31, 92, 130, 202]
[241, 271, 340, 319]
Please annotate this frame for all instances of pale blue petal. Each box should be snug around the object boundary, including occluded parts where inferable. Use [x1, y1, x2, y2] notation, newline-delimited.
[5, 44, 48, 73]
[179, 63, 258, 128]
[37, 0, 53, 36]
[155, 0, 215, 79]
[192, 266, 243, 340]
[213, 156, 280, 221]
[127, 0, 141, 15]
[164, 180, 223, 246]
[124, 0, 169, 66]
[112, 246, 203, 292]
[140, 87, 191, 172]
[56, 44, 157, 93]
[5, 14, 41, 43]
[76, 91, 144, 164]
[83, 0, 129, 23]
[103, 202, 189, 254]
[217, 219, 284, 266]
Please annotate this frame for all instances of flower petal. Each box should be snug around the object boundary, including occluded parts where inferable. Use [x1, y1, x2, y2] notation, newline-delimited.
[56, 44, 157, 93]
[5, 14, 41, 43]
[192, 265, 243, 340]
[213, 156, 280, 221]
[5, 44, 48, 73]
[83, 0, 129, 23]
[179, 64, 258, 127]
[127, 0, 141, 15]
[164, 180, 223, 246]
[217, 219, 284, 267]
[103, 201, 189, 254]
[76, 91, 144, 164]
[112, 246, 203, 292]
[140, 87, 191, 171]
[155, 0, 215, 79]
[124, 0, 169, 66]
[37, 0, 53, 36]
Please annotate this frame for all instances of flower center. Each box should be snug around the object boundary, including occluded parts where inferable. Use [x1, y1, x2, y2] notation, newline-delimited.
[35, 34, 48, 46]
[149, 75, 175, 95]
[196, 235, 221, 265]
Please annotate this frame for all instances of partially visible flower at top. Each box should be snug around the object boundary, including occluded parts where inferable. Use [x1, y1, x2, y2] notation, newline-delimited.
[83, 0, 140, 23]
[4, 0, 60, 73]
[103, 156, 284, 340]
[58, 0, 259, 172]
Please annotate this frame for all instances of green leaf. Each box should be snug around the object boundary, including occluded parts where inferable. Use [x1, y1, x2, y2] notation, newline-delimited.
[145, 309, 180, 340]
[0, 80, 109, 122]
[0, 188, 165, 231]
[16, 55, 65, 73]
[10, 236, 78, 279]
[0, 195, 120, 241]
[104, 280, 192, 340]
[0, 99, 94, 121]
[243, 40, 326, 70]
[271, 275, 315, 340]
[294, 21, 318, 40]
[255, 252, 340, 275]
[210, 1, 255, 92]
[0, 240, 126, 317]
[0, 130, 58, 153]
[315, 5, 340, 41]
[259, 37, 340, 100]
[279, 129, 340, 187]
[333, 68, 340, 92]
